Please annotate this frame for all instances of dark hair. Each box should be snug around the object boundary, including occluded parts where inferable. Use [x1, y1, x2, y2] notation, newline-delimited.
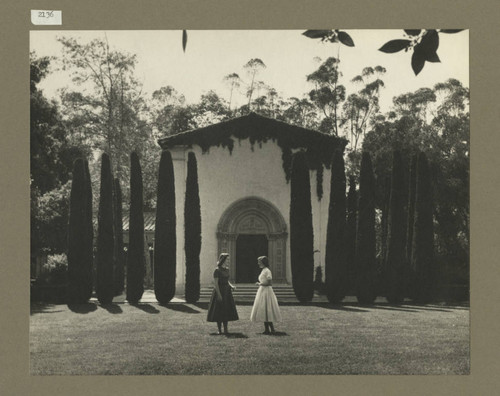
[217, 253, 229, 267]
[258, 256, 269, 267]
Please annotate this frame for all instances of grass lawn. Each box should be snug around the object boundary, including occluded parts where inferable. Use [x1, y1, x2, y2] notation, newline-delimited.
[30, 301, 469, 375]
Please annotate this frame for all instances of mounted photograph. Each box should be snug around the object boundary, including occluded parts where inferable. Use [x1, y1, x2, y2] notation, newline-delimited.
[29, 29, 469, 375]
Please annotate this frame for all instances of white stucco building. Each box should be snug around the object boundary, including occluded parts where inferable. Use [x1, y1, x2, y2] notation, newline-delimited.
[158, 113, 346, 290]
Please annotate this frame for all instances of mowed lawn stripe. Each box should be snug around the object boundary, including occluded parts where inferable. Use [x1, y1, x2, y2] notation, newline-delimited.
[30, 302, 469, 375]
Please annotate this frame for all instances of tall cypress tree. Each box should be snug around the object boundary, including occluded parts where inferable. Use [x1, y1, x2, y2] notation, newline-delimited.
[290, 151, 314, 302]
[325, 149, 347, 303]
[67, 159, 88, 303]
[345, 176, 357, 295]
[411, 152, 435, 303]
[185, 152, 201, 303]
[355, 151, 377, 304]
[113, 178, 125, 296]
[96, 153, 114, 304]
[406, 153, 418, 298]
[127, 152, 145, 304]
[385, 151, 407, 303]
[83, 160, 94, 300]
[154, 150, 177, 304]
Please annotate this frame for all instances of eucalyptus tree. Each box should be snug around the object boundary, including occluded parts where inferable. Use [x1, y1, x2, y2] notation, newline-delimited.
[223, 73, 242, 111]
[243, 58, 266, 109]
[306, 57, 346, 136]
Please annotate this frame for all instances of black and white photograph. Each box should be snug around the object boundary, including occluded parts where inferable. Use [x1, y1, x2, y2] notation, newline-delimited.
[29, 29, 469, 375]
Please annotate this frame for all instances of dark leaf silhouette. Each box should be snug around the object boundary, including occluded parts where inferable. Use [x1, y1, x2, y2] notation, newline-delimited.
[302, 30, 332, 39]
[338, 31, 355, 47]
[182, 30, 188, 52]
[411, 48, 426, 75]
[419, 30, 439, 62]
[440, 29, 464, 33]
[379, 39, 411, 53]
[405, 29, 421, 36]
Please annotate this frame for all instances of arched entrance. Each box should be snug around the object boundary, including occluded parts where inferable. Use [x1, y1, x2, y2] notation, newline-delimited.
[217, 197, 288, 283]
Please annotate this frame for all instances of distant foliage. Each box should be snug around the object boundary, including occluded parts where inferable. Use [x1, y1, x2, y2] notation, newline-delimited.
[385, 151, 407, 303]
[325, 149, 347, 303]
[184, 152, 201, 303]
[290, 151, 314, 302]
[96, 153, 115, 304]
[154, 151, 177, 304]
[355, 152, 377, 304]
[411, 152, 435, 303]
[127, 152, 145, 304]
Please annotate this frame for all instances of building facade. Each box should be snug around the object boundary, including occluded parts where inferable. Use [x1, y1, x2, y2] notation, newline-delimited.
[158, 113, 346, 290]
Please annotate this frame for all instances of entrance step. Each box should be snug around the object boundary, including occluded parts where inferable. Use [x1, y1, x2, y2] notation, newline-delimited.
[199, 284, 304, 303]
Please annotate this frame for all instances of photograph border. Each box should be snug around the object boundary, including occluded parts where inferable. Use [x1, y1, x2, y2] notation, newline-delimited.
[2, 0, 498, 394]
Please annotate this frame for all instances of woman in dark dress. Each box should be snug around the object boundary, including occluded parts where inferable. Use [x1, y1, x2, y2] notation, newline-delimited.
[206, 253, 239, 334]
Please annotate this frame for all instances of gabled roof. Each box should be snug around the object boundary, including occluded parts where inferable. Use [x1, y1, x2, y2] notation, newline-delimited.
[157, 112, 347, 154]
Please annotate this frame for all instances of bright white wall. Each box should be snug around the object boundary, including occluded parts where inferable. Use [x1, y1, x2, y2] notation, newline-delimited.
[169, 137, 332, 289]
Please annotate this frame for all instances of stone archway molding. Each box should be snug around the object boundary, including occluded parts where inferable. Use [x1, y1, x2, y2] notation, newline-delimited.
[216, 196, 288, 282]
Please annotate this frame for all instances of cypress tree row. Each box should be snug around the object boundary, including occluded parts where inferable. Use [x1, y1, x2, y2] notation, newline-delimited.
[96, 153, 115, 304]
[184, 152, 201, 303]
[385, 151, 407, 303]
[325, 149, 347, 303]
[290, 151, 314, 302]
[68, 159, 90, 303]
[345, 176, 357, 295]
[406, 154, 418, 268]
[411, 152, 435, 303]
[154, 150, 177, 304]
[83, 160, 94, 300]
[113, 178, 125, 296]
[127, 152, 145, 304]
[355, 151, 377, 304]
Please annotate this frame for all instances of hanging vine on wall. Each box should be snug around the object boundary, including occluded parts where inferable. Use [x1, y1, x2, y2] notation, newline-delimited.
[158, 113, 347, 200]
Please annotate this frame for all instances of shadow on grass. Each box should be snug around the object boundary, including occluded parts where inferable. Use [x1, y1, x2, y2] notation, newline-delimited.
[399, 304, 455, 313]
[67, 303, 98, 314]
[30, 303, 64, 315]
[366, 304, 420, 313]
[315, 304, 370, 313]
[160, 303, 201, 314]
[130, 303, 160, 314]
[268, 331, 288, 337]
[100, 303, 123, 314]
[224, 332, 248, 339]
[192, 302, 209, 310]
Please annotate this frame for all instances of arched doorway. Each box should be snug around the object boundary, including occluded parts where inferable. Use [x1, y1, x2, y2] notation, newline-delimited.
[217, 197, 288, 283]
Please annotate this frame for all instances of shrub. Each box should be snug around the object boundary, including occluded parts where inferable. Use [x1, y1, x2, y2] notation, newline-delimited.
[184, 152, 201, 303]
[127, 152, 145, 304]
[325, 149, 347, 303]
[290, 151, 314, 302]
[42, 253, 68, 285]
[355, 152, 377, 304]
[154, 150, 177, 304]
[96, 153, 115, 305]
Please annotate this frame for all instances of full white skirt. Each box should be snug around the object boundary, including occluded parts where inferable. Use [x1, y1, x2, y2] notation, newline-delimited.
[250, 286, 282, 322]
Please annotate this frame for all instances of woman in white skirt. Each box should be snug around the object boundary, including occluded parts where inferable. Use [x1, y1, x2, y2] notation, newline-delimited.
[250, 256, 282, 334]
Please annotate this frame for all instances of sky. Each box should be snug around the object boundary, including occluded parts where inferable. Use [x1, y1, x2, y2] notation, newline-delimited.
[30, 30, 469, 113]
